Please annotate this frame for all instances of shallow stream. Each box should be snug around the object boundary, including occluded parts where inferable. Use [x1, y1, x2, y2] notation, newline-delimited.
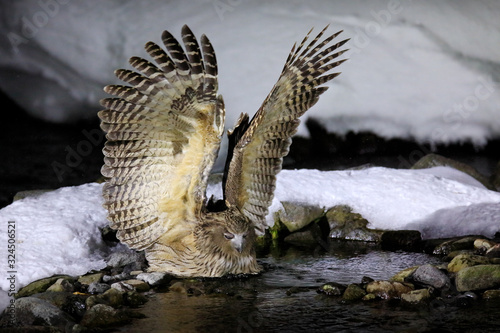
[121, 245, 500, 333]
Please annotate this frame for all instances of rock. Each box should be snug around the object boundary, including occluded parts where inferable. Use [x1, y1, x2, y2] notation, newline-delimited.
[401, 289, 431, 304]
[447, 254, 491, 273]
[106, 250, 146, 269]
[380, 230, 422, 252]
[102, 288, 125, 308]
[365, 281, 413, 299]
[474, 238, 497, 252]
[455, 292, 478, 307]
[342, 284, 366, 301]
[112, 280, 150, 293]
[136, 271, 172, 287]
[486, 244, 500, 258]
[277, 201, 324, 232]
[326, 205, 383, 242]
[124, 291, 148, 308]
[390, 266, 418, 283]
[362, 293, 377, 301]
[455, 264, 500, 292]
[317, 282, 346, 296]
[411, 264, 450, 289]
[482, 289, 500, 300]
[432, 237, 477, 256]
[411, 153, 493, 189]
[78, 272, 104, 286]
[31, 291, 86, 319]
[283, 222, 326, 248]
[46, 278, 74, 293]
[79, 304, 131, 328]
[169, 281, 188, 294]
[0, 296, 74, 328]
[87, 282, 111, 294]
[445, 250, 475, 261]
[103, 271, 131, 283]
[16, 276, 72, 298]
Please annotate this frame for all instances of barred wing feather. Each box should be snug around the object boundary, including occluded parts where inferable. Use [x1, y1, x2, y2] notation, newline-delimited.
[99, 25, 224, 250]
[224, 26, 348, 233]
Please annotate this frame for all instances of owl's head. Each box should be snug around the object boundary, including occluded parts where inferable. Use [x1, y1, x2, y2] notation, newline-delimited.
[197, 206, 256, 256]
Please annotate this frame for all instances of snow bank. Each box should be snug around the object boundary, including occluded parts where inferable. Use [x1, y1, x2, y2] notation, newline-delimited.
[1, 0, 499, 146]
[1, 166, 499, 300]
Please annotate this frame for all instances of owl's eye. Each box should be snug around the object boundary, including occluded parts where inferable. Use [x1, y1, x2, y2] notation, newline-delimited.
[224, 232, 234, 240]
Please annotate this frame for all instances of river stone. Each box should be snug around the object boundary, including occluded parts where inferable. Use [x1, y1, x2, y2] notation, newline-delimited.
[46, 278, 74, 292]
[455, 264, 500, 292]
[102, 288, 124, 308]
[106, 249, 146, 269]
[136, 271, 172, 287]
[277, 201, 324, 232]
[121, 279, 150, 292]
[78, 272, 104, 286]
[483, 289, 500, 300]
[411, 153, 493, 189]
[0, 296, 74, 328]
[124, 291, 148, 308]
[447, 254, 491, 273]
[474, 239, 497, 252]
[380, 230, 422, 252]
[317, 282, 346, 296]
[401, 289, 431, 304]
[390, 266, 419, 283]
[283, 222, 324, 247]
[486, 244, 500, 258]
[411, 265, 450, 289]
[16, 275, 73, 298]
[342, 284, 366, 301]
[326, 205, 383, 242]
[79, 304, 131, 328]
[433, 237, 478, 256]
[87, 282, 111, 294]
[365, 281, 413, 299]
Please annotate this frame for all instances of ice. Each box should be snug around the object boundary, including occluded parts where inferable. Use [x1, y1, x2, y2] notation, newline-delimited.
[1, 0, 499, 147]
[1, 166, 500, 311]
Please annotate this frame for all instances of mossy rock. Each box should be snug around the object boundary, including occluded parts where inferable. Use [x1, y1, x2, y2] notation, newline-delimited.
[455, 264, 500, 292]
[342, 284, 366, 301]
[326, 205, 383, 242]
[16, 275, 74, 298]
[276, 201, 324, 233]
[390, 266, 419, 283]
[447, 254, 491, 273]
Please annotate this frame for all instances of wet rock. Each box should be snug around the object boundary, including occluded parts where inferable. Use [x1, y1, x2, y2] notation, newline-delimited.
[411, 153, 493, 189]
[283, 222, 326, 248]
[78, 272, 104, 286]
[79, 304, 131, 328]
[277, 201, 324, 232]
[401, 288, 431, 304]
[474, 238, 497, 252]
[410, 264, 450, 289]
[124, 291, 148, 308]
[0, 296, 74, 328]
[432, 237, 477, 256]
[136, 271, 173, 287]
[106, 249, 146, 269]
[169, 281, 188, 294]
[482, 289, 500, 300]
[381, 230, 422, 252]
[317, 282, 346, 296]
[486, 244, 500, 258]
[456, 292, 478, 307]
[365, 281, 413, 299]
[390, 266, 418, 283]
[455, 264, 500, 292]
[326, 205, 383, 242]
[447, 254, 490, 273]
[16, 276, 73, 298]
[445, 250, 474, 261]
[87, 282, 110, 294]
[342, 284, 366, 301]
[111, 280, 150, 293]
[46, 278, 74, 293]
[286, 287, 310, 296]
[101, 288, 124, 308]
[103, 271, 131, 283]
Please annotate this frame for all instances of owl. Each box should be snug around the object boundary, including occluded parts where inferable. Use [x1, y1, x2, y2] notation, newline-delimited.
[98, 25, 348, 277]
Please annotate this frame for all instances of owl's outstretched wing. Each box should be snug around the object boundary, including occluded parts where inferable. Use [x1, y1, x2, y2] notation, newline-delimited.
[224, 26, 348, 233]
[99, 25, 224, 250]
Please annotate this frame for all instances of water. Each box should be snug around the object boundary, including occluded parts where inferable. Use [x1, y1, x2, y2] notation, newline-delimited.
[119, 245, 500, 333]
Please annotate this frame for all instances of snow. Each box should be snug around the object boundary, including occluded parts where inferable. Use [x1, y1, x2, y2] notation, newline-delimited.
[1, 166, 499, 313]
[1, 0, 500, 148]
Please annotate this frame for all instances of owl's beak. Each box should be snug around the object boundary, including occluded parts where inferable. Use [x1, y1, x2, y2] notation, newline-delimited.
[231, 235, 244, 253]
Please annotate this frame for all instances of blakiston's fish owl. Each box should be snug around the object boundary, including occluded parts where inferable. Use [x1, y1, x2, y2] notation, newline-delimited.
[99, 25, 348, 277]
